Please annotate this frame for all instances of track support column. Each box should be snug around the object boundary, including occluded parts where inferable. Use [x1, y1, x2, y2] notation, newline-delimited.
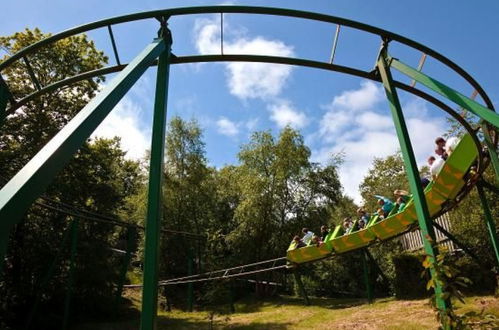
[476, 181, 499, 268]
[187, 247, 194, 312]
[362, 250, 373, 303]
[293, 271, 310, 306]
[115, 226, 136, 310]
[140, 22, 172, 330]
[377, 44, 450, 315]
[62, 218, 79, 330]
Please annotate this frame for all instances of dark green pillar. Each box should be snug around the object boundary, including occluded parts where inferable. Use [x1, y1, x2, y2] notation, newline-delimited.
[26, 219, 74, 329]
[0, 231, 8, 278]
[362, 250, 373, 303]
[482, 125, 499, 183]
[187, 248, 194, 312]
[0, 74, 11, 127]
[377, 46, 450, 313]
[476, 181, 499, 267]
[62, 218, 79, 330]
[140, 26, 172, 330]
[115, 226, 136, 309]
[293, 271, 310, 306]
[229, 280, 235, 313]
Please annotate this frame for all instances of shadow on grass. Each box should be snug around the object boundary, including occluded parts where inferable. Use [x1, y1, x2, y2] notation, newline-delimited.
[157, 315, 292, 330]
[234, 294, 367, 313]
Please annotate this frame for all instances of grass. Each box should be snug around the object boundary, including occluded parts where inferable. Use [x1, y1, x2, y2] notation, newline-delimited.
[72, 291, 499, 329]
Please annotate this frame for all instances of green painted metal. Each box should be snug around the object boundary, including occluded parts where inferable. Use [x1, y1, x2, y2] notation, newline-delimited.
[287, 134, 479, 264]
[62, 218, 79, 330]
[187, 247, 194, 312]
[229, 280, 235, 313]
[0, 6, 493, 115]
[115, 226, 136, 308]
[476, 181, 499, 268]
[377, 47, 449, 313]
[432, 222, 487, 271]
[26, 220, 74, 329]
[0, 38, 166, 270]
[286, 240, 331, 263]
[330, 227, 375, 253]
[0, 74, 11, 126]
[481, 123, 499, 183]
[362, 250, 373, 303]
[140, 28, 172, 330]
[389, 57, 499, 128]
[107, 25, 121, 65]
[22, 56, 42, 91]
[0, 232, 8, 278]
[293, 271, 310, 306]
[365, 250, 390, 288]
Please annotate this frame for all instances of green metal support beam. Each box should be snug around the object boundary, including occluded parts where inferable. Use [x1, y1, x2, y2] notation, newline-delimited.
[481, 123, 499, 183]
[0, 74, 12, 126]
[476, 181, 499, 268]
[62, 218, 79, 330]
[0, 38, 166, 271]
[389, 56, 499, 128]
[187, 247, 194, 312]
[377, 47, 450, 314]
[22, 56, 42, 91]
[229, 280, 235, 313]
[433, 221, 494, 274]
[115, 226, 136, 309]
[362, 250, 374, 303]
[140, 27, 172, 330]
[293, 271, 310, 306]
[26, 219, 74, 329]
[365, 250, 390, 288]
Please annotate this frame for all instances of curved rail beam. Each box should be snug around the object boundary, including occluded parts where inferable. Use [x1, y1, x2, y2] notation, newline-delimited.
[4, 54, 486, 180]
[0, 6, 495, 113]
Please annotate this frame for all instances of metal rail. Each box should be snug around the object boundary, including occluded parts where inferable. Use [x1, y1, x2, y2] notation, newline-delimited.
[0, 5, 495, 115]
[123, 256, 288, 288]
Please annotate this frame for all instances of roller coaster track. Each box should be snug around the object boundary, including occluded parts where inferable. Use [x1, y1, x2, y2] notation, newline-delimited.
[0, 6, 497, 326]
[124, 257, 289, 288]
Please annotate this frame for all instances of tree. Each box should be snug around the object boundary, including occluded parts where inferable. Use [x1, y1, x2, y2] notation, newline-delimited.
[359, 153, 409, 211]
[0, 29, 142, 329]
[228, 127, 342, 264]
[0, 28, 108, 171]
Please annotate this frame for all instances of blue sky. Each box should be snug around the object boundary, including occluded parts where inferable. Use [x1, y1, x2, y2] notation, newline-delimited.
[2, 1, 498, 203]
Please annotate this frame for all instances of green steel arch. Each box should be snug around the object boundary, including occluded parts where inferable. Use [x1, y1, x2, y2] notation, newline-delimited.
[0, 6, 498, 329]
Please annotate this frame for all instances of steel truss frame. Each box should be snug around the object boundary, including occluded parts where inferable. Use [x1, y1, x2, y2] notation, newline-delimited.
[0, 6, 498, 329]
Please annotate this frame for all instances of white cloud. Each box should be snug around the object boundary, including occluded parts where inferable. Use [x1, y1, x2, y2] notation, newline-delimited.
[319, 81, 384, 140]
[92, 98, 150, 160]
[216, 117, 239, 137]
[268, 101, 308, 129]
[245, 117, 259, 131]
[313, 80, 448, 204]
[331, 81, 383, 112]
[194, 17, 294, 100]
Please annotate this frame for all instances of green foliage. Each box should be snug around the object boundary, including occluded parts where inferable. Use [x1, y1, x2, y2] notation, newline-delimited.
[227, 127, 342, 264]
[359, 153, 409, 211]
[0, 29, 137, 329]
[421, 244, 477, 329]
[392, 253, 427, 299]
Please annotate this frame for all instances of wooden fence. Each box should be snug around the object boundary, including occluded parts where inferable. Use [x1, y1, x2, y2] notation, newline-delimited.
[399, 212, 457, 252]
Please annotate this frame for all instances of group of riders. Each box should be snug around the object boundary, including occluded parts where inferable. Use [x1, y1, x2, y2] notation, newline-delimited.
[291, 136, 460, 249]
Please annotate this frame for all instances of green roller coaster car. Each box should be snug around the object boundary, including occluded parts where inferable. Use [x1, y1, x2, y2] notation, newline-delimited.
[287, 134, 478, 264]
